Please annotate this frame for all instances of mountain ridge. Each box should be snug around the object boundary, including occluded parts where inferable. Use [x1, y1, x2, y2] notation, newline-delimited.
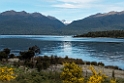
[1, 10, 124, 35]
[0, 10, 65, 35]
[88, 11, 124, 18]
[62, 10, 124, 35]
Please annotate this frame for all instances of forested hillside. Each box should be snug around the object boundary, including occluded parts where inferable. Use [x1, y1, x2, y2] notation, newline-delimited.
[0, 10, 65, 35]
[62, 11, 124, 35]
[74, 30, 124, 38]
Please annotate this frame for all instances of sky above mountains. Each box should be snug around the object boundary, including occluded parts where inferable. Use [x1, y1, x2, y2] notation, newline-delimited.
[0, 0, 124, 23]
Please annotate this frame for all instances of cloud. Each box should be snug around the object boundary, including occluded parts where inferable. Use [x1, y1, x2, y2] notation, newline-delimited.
[53, 3, 81, 9]
[38, 0, 124, 22]
[56, 0, 98, 4]
[52, 0, 124, 11]
[52, 0, 100, 9]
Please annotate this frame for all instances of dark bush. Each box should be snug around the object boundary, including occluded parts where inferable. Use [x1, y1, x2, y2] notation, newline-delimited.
[36, 63, 43, 72]
[25, 61, 34, 68]
[86, 61, 91, 65]
[98, 62, 105, 66]
[9, 54, 15, 58]
[42, 61, 50, 69]
[91, 61, 98, 65]
[105, 65, 119, 69]
[75, 59, 84, 64]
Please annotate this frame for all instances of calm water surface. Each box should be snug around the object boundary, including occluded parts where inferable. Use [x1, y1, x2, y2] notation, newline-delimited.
[0, 35, 124, 69]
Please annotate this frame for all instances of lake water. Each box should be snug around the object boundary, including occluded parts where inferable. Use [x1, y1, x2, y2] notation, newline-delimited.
[0, 35, 124, 69]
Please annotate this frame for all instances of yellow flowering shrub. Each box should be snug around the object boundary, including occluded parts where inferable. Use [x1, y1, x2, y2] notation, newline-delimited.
[60, 62, 84, 83]
[0, 66, 16, 81]
[87, 65, 107, 83]
[110, 78, 116, 83]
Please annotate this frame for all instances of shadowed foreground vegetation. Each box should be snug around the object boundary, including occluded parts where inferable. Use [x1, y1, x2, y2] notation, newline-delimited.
[0, 62, 124, 83]
[0, 46, 124, 83]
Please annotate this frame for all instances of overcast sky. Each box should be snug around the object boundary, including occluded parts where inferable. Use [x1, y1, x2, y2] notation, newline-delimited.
[0, 0, 124, 23]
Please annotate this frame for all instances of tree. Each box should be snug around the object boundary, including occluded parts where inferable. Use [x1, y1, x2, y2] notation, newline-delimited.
[20, 50, 35, 61]
[3, 48, 10, 55]
[9, 54, 15, 58]
[0, 48, 10, 61]
[29, 45, 40, 55]
[0, 51, 7, 61]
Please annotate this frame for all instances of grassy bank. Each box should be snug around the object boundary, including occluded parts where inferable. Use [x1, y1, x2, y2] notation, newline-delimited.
[0, 62, 124, 83]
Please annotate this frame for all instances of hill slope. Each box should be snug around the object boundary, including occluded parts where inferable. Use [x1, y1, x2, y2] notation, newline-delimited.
[0, 10, 65, 35]
[62, 11, 124, 35]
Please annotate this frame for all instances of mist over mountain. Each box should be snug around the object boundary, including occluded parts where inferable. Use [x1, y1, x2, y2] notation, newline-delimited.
[62, 11, 124, 35]
[0, 10, 65, 35]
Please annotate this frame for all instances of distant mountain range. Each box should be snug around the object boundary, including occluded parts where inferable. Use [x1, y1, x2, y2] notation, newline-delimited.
[0, 10, 124, 35]
[0, 10, 65, 35]
[62, 11, 124, 35]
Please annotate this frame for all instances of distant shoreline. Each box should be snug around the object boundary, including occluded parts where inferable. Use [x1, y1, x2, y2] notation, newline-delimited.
[74, 30, 124, 38]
